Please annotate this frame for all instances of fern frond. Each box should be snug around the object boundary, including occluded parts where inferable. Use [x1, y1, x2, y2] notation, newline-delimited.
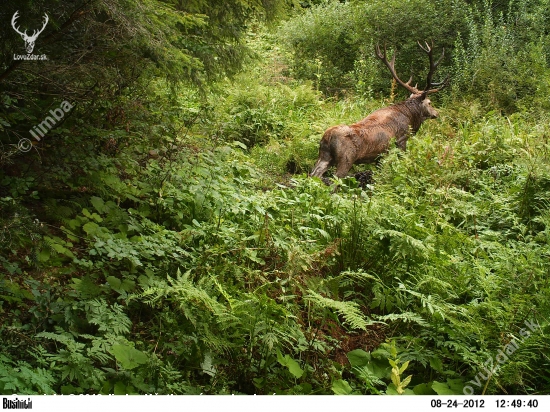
[85, 299, 132, 335]
[373, 312, 429, 327]
[168, 270, 227, 317]
[305, 290, 370, 330]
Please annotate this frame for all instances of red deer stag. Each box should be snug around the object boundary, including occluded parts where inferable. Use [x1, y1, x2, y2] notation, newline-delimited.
[310, 42, 447, 179]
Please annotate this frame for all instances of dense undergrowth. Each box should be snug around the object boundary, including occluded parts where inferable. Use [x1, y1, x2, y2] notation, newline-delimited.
[1, 0, 550, 395]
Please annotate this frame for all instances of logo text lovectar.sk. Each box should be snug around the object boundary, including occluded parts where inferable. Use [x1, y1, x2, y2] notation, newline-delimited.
[11, 10, 48, 60]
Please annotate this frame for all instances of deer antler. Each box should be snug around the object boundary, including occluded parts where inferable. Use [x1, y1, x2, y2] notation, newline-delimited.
[11, 11, 48, 40]
[28, 13, 49, 41]
[375, 44, 419, 95]
[417, 40, 449, 95]
[375, 42, 449, 96]
[11, 11, 27, 38]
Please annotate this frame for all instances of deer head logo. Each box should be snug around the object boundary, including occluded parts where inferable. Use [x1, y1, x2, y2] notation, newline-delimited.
[11, 11, 49, 54]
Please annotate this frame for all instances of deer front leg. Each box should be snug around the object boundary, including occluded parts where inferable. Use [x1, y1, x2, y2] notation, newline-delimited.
[395, 134, 408, 151]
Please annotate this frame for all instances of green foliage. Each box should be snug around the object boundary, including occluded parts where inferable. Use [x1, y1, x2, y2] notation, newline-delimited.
[211, 81, 320, 148]
[0, 355, 55, 395]
[338, 342, 465, 395]
[278, 0, 550, 113]
[2, 0, 550, 397]
[277, 1, 357, 93]
[277, 0, 464, 95]
[452, 0, 550, 112]
[305, 291, 370, 330]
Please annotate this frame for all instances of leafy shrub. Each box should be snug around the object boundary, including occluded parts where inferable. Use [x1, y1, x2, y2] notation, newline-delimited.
[452, 0, 550, 112]
[212, 80, 321, 148]
[277, 1, 357, 93]
[278, 0, 465, 96]
[279, 0, 550, 113]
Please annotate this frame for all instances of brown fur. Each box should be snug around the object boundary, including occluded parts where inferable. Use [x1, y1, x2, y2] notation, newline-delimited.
[310, 94, 439, 178]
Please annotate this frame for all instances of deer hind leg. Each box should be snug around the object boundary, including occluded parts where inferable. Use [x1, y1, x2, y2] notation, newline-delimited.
[334, 155, 354, 178]
[310, 158, 331, 178]
[311, 145, 334, 178]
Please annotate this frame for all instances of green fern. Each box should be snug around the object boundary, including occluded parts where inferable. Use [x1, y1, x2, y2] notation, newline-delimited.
[0, 355, 55, 395]
[305, 290, 370, 330]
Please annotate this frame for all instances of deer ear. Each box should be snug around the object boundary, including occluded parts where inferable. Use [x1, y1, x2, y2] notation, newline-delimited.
[419, 91, 428, 100]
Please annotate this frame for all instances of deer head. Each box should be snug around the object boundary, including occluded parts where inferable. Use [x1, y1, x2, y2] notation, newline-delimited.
[375, 41, 449, 99]
[11, 11, 49, 54]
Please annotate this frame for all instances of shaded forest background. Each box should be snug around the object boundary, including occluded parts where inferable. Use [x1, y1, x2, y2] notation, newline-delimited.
[1, 0, 549, 395]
